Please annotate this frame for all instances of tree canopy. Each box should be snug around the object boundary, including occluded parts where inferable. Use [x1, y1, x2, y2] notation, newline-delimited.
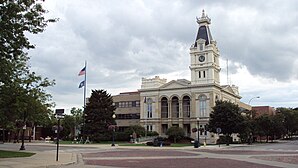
[0, 0, 56, 131]
[208, 100, 245, 145]
[166, 126, 185, 143]
[209, 100, 244, 136]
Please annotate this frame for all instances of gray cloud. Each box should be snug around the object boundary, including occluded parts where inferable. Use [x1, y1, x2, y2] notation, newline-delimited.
[207, 1, 298, 80]
[27, 0, 298, 109]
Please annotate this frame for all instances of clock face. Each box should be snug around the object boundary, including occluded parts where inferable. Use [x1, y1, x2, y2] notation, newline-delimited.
[198, 55, 205, 62]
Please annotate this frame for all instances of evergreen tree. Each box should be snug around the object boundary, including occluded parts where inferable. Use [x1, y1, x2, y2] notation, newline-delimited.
[84, 89, 116, 142]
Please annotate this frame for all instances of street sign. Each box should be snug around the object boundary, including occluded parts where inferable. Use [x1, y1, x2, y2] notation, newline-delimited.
[55, 109, 64, 115]
[216, 127, 222, 134]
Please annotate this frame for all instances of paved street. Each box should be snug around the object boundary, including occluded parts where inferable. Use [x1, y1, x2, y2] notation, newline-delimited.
[0, 140, 298, 168]
[78, 148, 298, 168]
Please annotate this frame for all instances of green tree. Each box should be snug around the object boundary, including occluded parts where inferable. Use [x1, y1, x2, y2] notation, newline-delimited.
[208, 100, 244, 145]
[255, 113, 286, 142]
[70, 107, 83, 137]
[166, 126, 185, 143]
[61, 115, 75, 140]
[277, 108, 298, 138]
[238, 115, 254, 143]
[0, 0, 56, 135]
[125, 125, 146, 138]
[271, 114, 286, 140]
[59, 108, 83, 140]
[84, 89, 116, 142]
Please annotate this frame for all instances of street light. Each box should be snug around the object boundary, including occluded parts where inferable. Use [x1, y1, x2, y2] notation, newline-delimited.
[248, 96, 260, 145]
[19, 124, 26, 150]
[111, 114, 116, 147]
[248, 96, 260, 105]
[19, 111, 27, 151]
[248, 96, 260, 118]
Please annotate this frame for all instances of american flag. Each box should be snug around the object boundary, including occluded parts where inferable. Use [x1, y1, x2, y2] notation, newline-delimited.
[78, 67, 86, 76]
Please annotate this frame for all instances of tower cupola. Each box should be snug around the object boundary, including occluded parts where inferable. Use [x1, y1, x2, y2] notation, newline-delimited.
[194, 10, 213, 47]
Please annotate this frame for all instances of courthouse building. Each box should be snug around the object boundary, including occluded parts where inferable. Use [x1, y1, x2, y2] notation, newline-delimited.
[114, 11, 247, 143]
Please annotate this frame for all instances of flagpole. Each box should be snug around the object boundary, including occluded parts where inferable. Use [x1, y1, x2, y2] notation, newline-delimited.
[82, 61, 87, 142]
[83, 60, 87, 108]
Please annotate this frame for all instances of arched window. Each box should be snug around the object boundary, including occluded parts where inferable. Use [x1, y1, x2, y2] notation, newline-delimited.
[171, 96, 179, 118]
[182, 96, 191, 118]
[161, 97, 168, 118]
[199, 95, 207, 117]
[147, 98, 153, 118]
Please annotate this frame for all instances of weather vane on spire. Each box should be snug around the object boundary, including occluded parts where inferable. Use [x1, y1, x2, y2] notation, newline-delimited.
[202, 9, 205, 17]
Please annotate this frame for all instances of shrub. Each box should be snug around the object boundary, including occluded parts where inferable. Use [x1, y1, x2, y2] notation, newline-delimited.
[124, 125, 146, 138]
[146, 142, 153, 146]
[147, 131, 159, 136]
[166, 127, 185, 143]
[115, 132, 130, 141]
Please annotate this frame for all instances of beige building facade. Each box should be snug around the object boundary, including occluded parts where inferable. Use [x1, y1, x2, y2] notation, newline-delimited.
[112, 92, 140, 132]
[138, 11, 243, 143]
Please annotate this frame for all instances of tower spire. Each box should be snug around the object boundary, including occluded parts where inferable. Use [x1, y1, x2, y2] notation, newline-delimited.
[194, 10, 213, 47]
[196, 9, 211, 25]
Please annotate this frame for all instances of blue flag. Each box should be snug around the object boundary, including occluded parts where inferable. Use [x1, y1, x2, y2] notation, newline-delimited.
[78, 80, 85, 88]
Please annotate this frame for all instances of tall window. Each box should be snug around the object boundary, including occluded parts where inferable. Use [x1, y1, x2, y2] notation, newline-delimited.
[147, 98, 153, 118]
[199, 71, 206, 78]
[162, 124, 168, 134]
[161, 97, 168, 118]
[146, 125, 153, 131]
[182, 96, 190, 118]
[199, 95, 207, 117]
[199, 44, 203, 51]
[171, 96, 179, 118]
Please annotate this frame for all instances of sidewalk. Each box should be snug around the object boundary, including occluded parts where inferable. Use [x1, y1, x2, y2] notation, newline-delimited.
[0, 149, 76, 168]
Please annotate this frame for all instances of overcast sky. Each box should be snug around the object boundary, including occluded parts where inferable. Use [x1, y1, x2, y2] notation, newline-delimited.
[28, 0, 298, 112]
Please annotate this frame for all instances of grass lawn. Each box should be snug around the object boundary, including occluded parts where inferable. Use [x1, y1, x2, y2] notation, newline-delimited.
[0, 150, 35, 158]
[170, 143, 193, 147]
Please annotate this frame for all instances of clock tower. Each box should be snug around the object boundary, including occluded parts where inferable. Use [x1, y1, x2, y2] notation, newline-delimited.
[190, 10, 220, 85]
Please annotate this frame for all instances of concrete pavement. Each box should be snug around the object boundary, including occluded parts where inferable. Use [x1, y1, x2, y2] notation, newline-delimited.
[0, 150, 76, 168]
[0, 143, 77, 168]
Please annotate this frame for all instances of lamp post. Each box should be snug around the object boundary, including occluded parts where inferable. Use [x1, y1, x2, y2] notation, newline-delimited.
[248, 96, 260, 145]
[19, 124, 26, 150]
[248, 96, 260, 105]
[192, 123, 200, 148]
[19, 111, 27, 151]
[111, 114, 116, 147]
[248, 96, 260, 117]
